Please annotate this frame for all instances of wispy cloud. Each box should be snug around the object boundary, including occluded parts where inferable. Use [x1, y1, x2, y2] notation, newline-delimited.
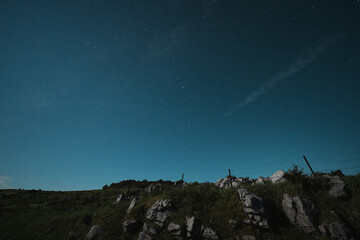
[221, 35, 342, 118]
[0, 176, 12, 189]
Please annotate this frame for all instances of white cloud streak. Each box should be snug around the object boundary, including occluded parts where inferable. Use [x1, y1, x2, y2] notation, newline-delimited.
[0, 176, 12, 189]
[221, 36, 342, 118]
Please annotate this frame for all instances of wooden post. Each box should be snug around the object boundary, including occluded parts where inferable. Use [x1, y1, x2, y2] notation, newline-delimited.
[303, 155, 315, 175]
[228, 169, 232, 188]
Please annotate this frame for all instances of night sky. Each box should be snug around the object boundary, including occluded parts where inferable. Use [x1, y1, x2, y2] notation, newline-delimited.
[1, 1, 360, 190]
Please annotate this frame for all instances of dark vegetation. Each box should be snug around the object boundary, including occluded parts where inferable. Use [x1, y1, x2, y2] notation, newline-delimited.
[0, 166, 359, 240]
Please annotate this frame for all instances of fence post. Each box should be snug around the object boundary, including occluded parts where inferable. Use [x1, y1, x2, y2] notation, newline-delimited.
[228, 169, 233, 188]
[303, 155, 315, 175]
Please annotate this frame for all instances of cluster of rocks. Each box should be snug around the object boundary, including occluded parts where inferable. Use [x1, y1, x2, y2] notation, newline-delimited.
[216, 170, 286, 188]
[282, 194, 317, 233]
[238, 188, 270, 229]
[85, 171, 354, 240]
[137, 199, 218, 240]
[318, 221, 354, 240]
[325, 175, 348, 198]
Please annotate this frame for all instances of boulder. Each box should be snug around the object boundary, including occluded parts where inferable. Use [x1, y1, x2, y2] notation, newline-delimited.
[143, 222, 157, 235]
[269, 170, 286, 184]
[238, 188, 269, 228]
[186, 216, 201, 238]
[216, 176, 252, 188]
[201, 225, 219, 240]
[327, 176, 348, 198]
[145, 183, 161, 193]
[328, 221, 351, 240]
[115, 194, 124, 204]
[146, 199, 172, 227]
[167, 222, 183, 236]
[138, 231, 153, 240]
[255, 176, 265, 184]
[123, 220, 138, 232]
[282, 194, 317, 233]
[126, 197, 138, 213]
[85, 225, 101, 240]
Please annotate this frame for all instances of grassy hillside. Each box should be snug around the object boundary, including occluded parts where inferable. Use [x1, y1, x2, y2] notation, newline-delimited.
[1, 168, 359, 240]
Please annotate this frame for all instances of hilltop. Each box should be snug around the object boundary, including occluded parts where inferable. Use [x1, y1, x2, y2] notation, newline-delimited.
[0, 166, 359, 240]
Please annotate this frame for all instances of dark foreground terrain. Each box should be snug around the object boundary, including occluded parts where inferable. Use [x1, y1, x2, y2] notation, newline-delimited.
[1, 167, 359, 240]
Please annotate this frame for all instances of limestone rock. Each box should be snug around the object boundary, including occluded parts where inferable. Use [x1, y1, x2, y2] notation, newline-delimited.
[327, 176, 348, 198]
[167, 222, 183, 236]
[269, 170, 286, 184]
[186, 216, 201, 238]
[282, 194, 317, 233]
[201, 225, 219, 240]
[328, 221, 352, 240]
[216, 176, 252, 188]
[143, 222, 157, 235]
[85, 225, 101, 240]
[255, 176, 265, 184]
[146, 199, 172, 227]
[123, 220, 138, 232]
[138, 231, 153, 240]
[126, 197, 138, 213]
[115, 194, 124, 204]
[145, 183, 161, 193]
[238, 188, 269, 228]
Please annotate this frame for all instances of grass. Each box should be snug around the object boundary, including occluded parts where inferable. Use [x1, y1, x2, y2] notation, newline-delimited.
[1, 169, 359, 240]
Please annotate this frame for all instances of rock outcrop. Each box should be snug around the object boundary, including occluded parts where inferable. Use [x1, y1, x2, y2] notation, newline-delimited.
[282, 194, 317, 233]
[146, 199, 172, 227]
[115, 194, 124, 204]
[138, 231, 153, 240]
[167, 222, 183, 237]
[201, 225, 219, 240]
[85, 225, 101, 240]
[216, 176, 253, 188]
[326, 176, 348, 198]
[145, 183, 161, 193]
[186, 216, 202, 238]
[238, 188, 269, 228]
[126, 198, 138, 213]
[318, 221, 353, 240]
[123, 220, 138, 232]
[269, 170, 286, 184]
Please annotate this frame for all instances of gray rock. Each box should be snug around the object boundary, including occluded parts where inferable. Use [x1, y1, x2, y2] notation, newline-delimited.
[138, 231, 153, 240]
[146, 199, 172, 227]
[318, 223, 328, 235]
[269, 170, 286, 184]
[242, 236, 256, 240]
[115, 194, 124, 204]
[282, 194, 317, 233]
[145, 183, 161, 193]
[201, 225, 219, 240]
[168, 222, 183, 236]
[186, 216, 201, 238]
[327, 176, 348, 198]
[85, 225, 101, 240]
[123, 220, 138, 232]
[238, 188, 269, 229]
[255, 176, 265, 184]
[328, 221, 351, 240]
[126, 197, 138, 213]
[143, 222, 157, 235]
[217, 175, 245, 188]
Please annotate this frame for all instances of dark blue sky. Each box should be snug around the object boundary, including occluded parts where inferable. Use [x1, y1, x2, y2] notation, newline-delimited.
[1, 1, 360, 190]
